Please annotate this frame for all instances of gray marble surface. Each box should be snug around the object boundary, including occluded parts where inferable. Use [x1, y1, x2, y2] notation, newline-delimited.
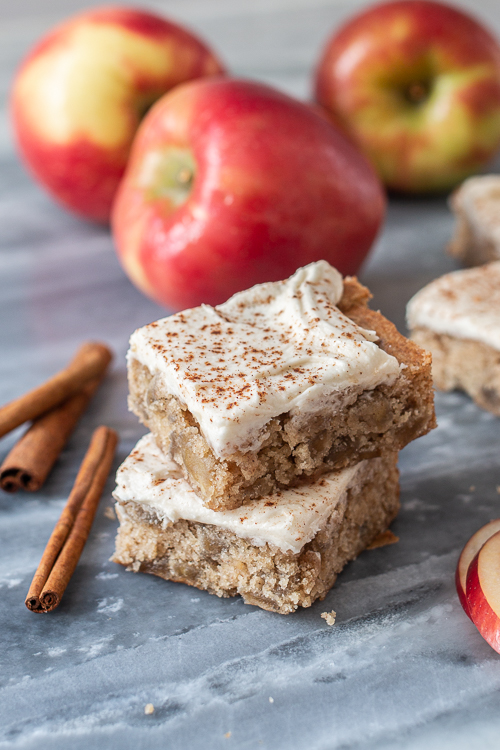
[2, 0, 500, 748]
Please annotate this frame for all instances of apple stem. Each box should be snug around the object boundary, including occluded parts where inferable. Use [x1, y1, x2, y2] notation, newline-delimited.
[406, 82, 429, 104]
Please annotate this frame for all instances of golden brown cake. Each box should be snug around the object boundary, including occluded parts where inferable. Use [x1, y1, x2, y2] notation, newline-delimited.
[127, 261, 435, 510]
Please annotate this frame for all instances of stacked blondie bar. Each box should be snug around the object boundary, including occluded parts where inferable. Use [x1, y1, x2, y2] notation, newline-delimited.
[112, 261, 436, 614]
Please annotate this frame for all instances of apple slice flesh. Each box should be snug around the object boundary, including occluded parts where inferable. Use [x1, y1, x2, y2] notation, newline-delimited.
[466, 529, 500, 654]
[456, 518, 500, 618]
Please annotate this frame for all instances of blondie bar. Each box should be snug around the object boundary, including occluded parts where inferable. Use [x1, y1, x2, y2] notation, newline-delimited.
[112, 433, 400, 615]
[448, 175, 500, 266]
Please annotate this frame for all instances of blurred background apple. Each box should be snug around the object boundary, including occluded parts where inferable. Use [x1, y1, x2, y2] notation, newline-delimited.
[11, 6, 225, 222]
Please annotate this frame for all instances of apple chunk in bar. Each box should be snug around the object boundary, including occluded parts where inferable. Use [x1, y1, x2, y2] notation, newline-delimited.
[128, 261, 435, 511]
[112, 434, 400, 614]
[407, 261, 500, 415]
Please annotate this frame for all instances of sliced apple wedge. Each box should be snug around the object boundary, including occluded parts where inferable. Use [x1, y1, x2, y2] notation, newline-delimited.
[466, 529, 500, 654]
[456, 519, 500, 618]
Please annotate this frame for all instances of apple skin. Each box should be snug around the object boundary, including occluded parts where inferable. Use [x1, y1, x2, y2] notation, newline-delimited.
[11, 7, 225, 222]
[456, 519, 500, 619]
[314, 0, 500, 193]
[466, 529, 500, 654]
[112, 78, 386, 310]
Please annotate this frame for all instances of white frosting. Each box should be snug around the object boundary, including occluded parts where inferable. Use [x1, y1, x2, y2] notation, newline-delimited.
[113, 433, 365, 554]
[457, 175, 500, 249]
[128, 261, 400, 459]
[407, 262, 500, 351]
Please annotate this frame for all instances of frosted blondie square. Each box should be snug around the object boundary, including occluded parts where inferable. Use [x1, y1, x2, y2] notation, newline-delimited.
[407, 261, 500, 415]
[112, 433, 400, 615]
[448, 175, 500, 266]
[128, 261, 435, 510]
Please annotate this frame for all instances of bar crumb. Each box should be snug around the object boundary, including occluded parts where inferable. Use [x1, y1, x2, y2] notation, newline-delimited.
[104, 505, 116, 520]
[321, 610, 337, 626]
[224, 732, 232, 739]
[366, 529, 399, 549]
[144, 703, 154, 715]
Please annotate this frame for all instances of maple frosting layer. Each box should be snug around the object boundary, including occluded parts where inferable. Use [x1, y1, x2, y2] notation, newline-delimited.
[113, 433, 365, 554]
[128, 261, 400, 458]
[407, 262, 500, 351]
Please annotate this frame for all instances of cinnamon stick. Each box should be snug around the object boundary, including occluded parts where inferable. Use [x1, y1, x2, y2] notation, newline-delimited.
[0, 341, 112, 440]
[25, 426, 118, 613]
[0, 375, 105, 493]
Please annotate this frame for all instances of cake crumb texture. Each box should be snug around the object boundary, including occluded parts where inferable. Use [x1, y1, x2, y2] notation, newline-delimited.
[448, 175, 500, 266]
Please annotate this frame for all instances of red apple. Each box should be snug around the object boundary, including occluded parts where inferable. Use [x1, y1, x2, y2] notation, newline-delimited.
[466, 529, 500, 653]
[11, 7, 225, 222]
[314, 0, 500, 193]
[456, 519, 500, 619]
[112, 78, 385, 310]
